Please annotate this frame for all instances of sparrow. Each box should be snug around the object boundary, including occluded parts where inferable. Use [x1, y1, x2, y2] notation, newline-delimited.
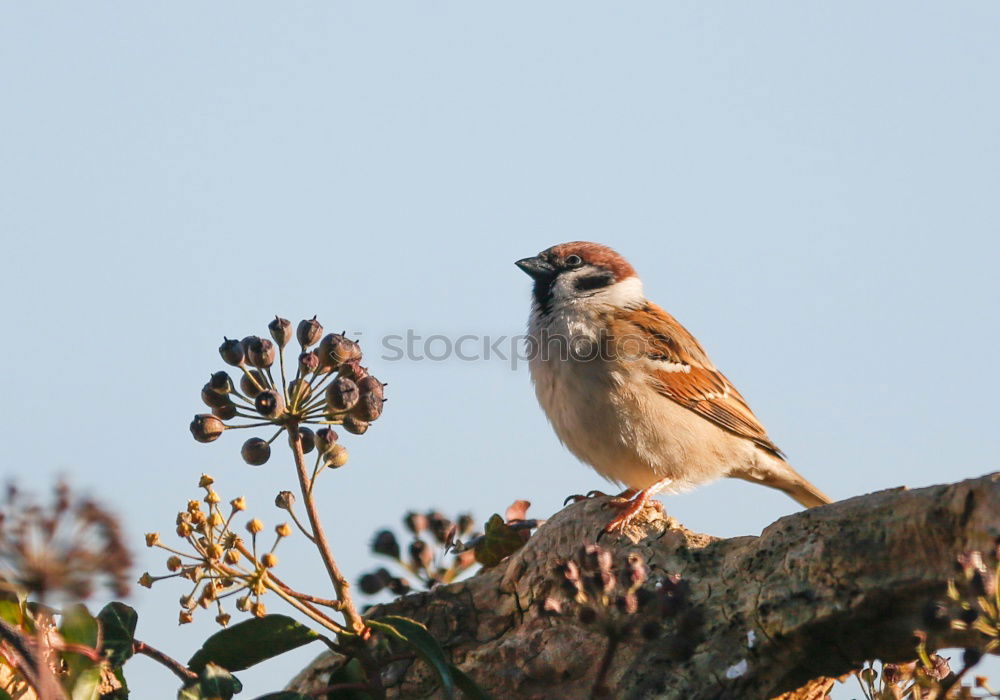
[516, 242, 831, 532]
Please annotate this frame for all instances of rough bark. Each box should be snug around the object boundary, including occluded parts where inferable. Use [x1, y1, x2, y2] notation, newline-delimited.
[287, 473, 1000, 699]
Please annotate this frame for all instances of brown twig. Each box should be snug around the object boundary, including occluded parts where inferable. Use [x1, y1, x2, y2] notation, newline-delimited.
[590, 632, 619, 699]
[133, 639, 197, 683]
[287, 424, 364, 634]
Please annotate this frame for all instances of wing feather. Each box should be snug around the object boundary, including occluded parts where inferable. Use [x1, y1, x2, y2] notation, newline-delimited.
[613, 303, 784, 458]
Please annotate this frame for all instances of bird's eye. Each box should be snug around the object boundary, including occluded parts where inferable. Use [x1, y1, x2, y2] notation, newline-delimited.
[564, 255, 583, 268]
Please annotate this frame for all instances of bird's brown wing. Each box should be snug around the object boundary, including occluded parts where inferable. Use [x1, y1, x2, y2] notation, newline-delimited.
[612, 303, 784, 458]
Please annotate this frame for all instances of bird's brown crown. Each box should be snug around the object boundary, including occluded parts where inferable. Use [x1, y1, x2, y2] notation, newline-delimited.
[543, 242, 636, 282]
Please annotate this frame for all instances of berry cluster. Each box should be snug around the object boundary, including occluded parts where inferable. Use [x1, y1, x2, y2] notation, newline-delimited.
[545, 544, 683, 640]
[0, 482, 131, 602]
[358, 511, 478, 597]
[140, 475, 295, 627]
[189, 316, 385, 468]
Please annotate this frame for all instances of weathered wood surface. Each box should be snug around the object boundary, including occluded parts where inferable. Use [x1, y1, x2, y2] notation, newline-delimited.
[288, 473, 1000, 699]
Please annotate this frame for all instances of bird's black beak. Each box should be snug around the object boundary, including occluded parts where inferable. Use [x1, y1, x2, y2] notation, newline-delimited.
[515, 255, 556, 280]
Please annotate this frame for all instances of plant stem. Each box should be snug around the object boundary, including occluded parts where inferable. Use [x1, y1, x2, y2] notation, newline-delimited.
[133, 639, 197, 682]
[287, 423, 364, 635]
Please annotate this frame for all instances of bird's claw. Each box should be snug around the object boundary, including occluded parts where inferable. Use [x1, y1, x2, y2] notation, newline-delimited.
[563, 489, 612, 506]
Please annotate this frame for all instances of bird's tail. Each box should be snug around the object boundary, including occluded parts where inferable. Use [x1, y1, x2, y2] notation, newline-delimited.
[732, 459, 832, 508]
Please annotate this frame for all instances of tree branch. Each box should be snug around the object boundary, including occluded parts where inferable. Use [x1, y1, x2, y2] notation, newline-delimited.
[286, 473, 1000, 699]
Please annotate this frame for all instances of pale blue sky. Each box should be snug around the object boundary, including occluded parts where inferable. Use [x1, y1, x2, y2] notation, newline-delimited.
[2, 2, 998, 696]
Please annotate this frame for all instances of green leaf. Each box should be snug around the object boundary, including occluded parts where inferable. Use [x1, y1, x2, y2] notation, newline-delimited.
[0, 598, 22, 626]
[368, 615, 455, 700]
[61, 604, 99, 646]
[97, 602, 137, 667]
[178, 663, 243, 700]
[473, 514, 525, 568]
[450, 665, 491, 700]
[187, 614, 319, 673]
[70, 665, 104, 700]
[60, 604, 100, 687]
[321, 658, 371, 700]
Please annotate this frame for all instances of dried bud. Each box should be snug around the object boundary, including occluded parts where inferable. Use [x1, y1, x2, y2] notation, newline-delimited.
[241, 438, 271, 466]
[404, 512, 429, 535]
[138, 572, 154, 588]
[190, 414, 225, 443]
[959, 606, 979, 624]
[205, 543, 223, 560]
[208, 371, 234, 394]
[288, 378, 313, 405]
[318, 333, 361, 369]
[268, 316, 292, 348]
[625, 553, 648, 589]
[254, 389, 285, 419]
[540, 597, 562, 616]
[224, 549, 240, 565]
[427, 512, 453, 545]
[216, 612, 231, 627]
[337, 360, 368, 381]
[246, 519, 264, 535]
[298, 351, 320, 375]
[167, 556, 183, 571]
[230, 497, 246, 511]
[202, 384, 232, 409]
[357, 375, 385, 399]
[179, 610, 194, 625]
[372, 530, 401, 559]
[359, 571, 388, 595]
[296, 316, 323, 348]
[275, 491, 296, 510]
[240, 370, 267, 398]
[352, 393, 383, 421]
[409, 540, 434, 570]
[457, 513, 475, 536]
[325, 444, 349, 468]
[251, 601, 266, 618]
[219, 338, 245, 366]
[145, 533, 160, 547]
[199, 474, 215, 487]
[971, 569, 996, 597]
[297, 427, 316, 454]
[276, 523, 292, 538]
[616, 592, 639, 615]
[326, 377, 360, 411]
[247, 337, 276, 369]
[204, 490, 221, 505]
[261, 553, 278, 568]
[212, 403, 238, 420]
[316, 428, 339, 453]
[342, 416, 369, 435]
[388, 577, 411, 596]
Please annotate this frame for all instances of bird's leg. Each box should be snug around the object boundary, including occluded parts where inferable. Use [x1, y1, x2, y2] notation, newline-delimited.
[563, 487, 638, 506]
[603, 479, 671, 533]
